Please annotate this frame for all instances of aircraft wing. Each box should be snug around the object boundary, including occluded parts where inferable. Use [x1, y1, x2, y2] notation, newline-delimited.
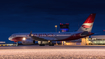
[31, 36, 48, 41]
[30, 35, 57, 41]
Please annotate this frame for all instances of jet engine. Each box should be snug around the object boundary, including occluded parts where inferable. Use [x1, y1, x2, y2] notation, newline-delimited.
[38, 41, 49, 45]
[22, 38, 35, 45]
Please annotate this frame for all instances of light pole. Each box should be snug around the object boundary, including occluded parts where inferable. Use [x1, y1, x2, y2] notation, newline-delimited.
[55, 25, 58, 45]
[55, 25, 57, 32]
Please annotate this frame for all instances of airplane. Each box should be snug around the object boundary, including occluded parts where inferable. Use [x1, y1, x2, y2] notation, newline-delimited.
[8, 13, 96, 46]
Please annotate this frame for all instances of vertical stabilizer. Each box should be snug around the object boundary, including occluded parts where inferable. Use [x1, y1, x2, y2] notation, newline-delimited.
[77, 13, 96, 32]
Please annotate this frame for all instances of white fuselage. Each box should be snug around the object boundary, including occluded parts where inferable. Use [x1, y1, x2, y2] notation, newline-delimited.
[9, 32, 80, 41]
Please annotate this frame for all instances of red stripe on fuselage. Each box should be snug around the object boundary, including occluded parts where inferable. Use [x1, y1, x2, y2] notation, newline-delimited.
[11, 37, 23, 42]
[59, 33, 82, 41]
[57, 32, 94, 41]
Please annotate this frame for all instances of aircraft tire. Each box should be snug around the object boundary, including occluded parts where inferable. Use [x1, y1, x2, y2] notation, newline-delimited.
[49, 44, 54, 46]
[39, 44, 45, 46]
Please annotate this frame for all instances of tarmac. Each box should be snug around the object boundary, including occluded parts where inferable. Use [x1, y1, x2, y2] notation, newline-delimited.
[0, 45, 105, 59]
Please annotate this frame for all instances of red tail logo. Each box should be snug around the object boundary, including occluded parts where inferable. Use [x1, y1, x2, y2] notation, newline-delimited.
[82, 25, 92, 28]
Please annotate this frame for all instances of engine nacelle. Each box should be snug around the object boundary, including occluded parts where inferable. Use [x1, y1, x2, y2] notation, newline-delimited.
[22, 38, 35, 45]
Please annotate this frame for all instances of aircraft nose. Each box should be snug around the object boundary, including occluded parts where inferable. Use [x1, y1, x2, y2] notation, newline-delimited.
[8, 37, 12, 40]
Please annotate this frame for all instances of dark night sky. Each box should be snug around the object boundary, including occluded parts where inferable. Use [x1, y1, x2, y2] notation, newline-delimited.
[0, 0, 105, 43]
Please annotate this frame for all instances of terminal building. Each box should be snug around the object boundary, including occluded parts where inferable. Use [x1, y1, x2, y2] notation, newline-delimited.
[60, 23, 69, 32]
[62, 35, 105, 45]
[89, 35, 105, 45]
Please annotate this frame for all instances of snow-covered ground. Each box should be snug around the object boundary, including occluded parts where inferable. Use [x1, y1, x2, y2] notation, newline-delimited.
[0, 45, 105, 59]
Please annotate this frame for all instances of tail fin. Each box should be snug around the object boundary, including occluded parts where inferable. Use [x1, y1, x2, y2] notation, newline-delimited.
[77, 13, 96, 32]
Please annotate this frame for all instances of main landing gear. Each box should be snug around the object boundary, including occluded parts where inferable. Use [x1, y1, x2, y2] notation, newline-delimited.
[39, 44, 45, 46]
[39, 41, 54, 46]
[39, 41, 45, 46]
[49, 42, 54, 46]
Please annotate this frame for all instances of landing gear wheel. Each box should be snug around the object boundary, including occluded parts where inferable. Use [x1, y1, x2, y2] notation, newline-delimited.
[39, 41, 45, 46]
[49, 42, 54, 46]
[39, 44, 45, 46]
[49, 44, 54, 46]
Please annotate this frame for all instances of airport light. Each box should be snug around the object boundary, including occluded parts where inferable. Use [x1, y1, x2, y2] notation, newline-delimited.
[55, 25, 58, 45]
[31, 34, 33, 36]
[48, 40, 50, 42]
[0, 41, 5, 43]
[55, 25, 57, 28]
[23, 37, 26, 40]
[9, 38, 11, 40]
[55, 25, 57, 32]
